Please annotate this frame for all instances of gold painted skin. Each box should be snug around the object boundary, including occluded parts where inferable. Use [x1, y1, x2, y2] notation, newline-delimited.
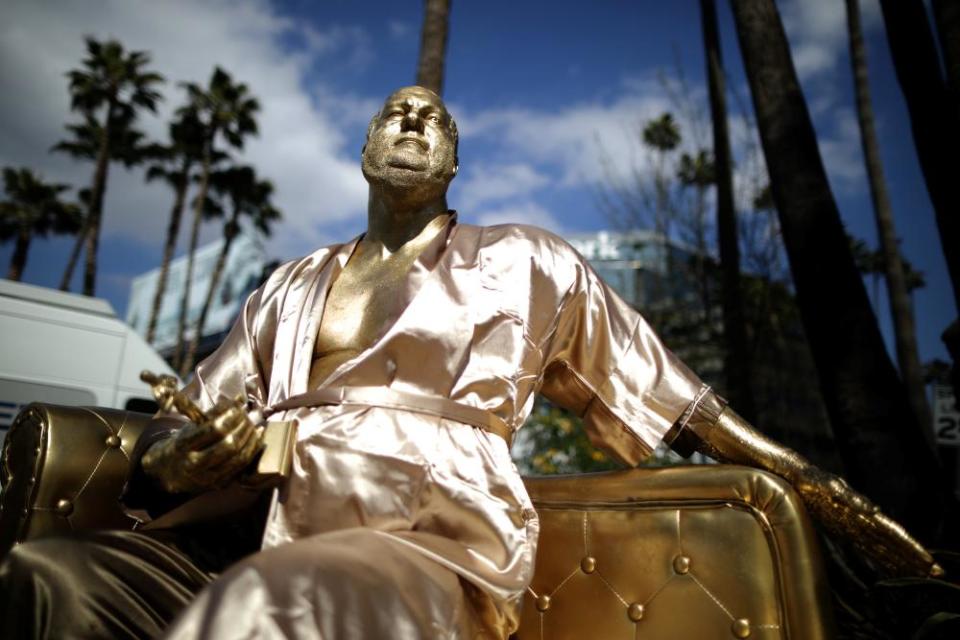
[687, 406, 943, 577]
[141, 86, 940, 640]
[139, 372, 262, 494]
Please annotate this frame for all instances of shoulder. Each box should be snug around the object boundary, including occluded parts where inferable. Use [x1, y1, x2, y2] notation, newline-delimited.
[246, 241, 347, 311]
[470, 222, 582, 261]
[469, 222, 587, 280]
[263, 243, 344, 291]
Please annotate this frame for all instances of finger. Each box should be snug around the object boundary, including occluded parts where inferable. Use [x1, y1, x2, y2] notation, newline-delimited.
[203, 417, 263, 476]
[202, 431, 263, 488]
[197, 417, 259, 471]
[213, 424, 265, 481]
[174, 421, 220, 452]
[208, 406, 259, 450]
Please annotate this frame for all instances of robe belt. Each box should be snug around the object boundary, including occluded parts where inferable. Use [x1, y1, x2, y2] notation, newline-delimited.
[265, 386, 513, 445]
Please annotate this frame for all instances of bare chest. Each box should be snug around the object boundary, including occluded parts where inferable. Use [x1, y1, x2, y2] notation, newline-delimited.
[309, 250, 419, 386]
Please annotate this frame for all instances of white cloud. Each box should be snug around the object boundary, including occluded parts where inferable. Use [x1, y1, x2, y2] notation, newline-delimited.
[457, 92, 673, 188]
[388, 20, 414, 40]
[468, 201, 564, 233]
[818, 107, 866, 191]
[781, 0, 882, 80]
[455, 162, 550, 210]
[0, 0, 372, 262]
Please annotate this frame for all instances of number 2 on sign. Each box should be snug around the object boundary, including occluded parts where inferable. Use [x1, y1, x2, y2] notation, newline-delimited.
[938, 416, 959, 443]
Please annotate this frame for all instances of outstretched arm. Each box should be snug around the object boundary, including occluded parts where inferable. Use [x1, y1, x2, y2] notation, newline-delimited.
[673, 405, 943, 578]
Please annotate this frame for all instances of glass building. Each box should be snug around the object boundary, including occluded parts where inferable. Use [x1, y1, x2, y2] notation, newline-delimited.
[126, 230, 267, 357]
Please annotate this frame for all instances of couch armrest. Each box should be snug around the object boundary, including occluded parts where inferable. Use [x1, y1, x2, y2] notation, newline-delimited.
[0, 404, 151, 558]
[517, 465, 835, 639]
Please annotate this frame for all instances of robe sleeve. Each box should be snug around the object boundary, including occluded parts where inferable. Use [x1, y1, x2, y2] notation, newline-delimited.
[122, 281, 273, 518]
[538, 241, 725, 465]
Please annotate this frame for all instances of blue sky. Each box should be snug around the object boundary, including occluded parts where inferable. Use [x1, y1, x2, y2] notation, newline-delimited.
[0, 0, 954, 367]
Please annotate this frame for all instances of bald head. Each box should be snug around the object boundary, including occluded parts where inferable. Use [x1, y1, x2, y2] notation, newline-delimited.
[365, 86, 458, 159]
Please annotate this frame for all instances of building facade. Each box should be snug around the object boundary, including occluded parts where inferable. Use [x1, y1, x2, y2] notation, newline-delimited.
[126, 230, 267, 358]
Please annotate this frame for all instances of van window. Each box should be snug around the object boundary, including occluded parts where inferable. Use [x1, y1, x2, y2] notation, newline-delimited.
[124, 398, 159, 415]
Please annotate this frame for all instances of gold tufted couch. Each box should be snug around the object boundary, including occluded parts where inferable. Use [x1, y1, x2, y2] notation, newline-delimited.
[0, 404, 835, 639]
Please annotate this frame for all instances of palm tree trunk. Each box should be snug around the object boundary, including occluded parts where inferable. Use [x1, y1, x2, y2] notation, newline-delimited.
[181, 214, 238, 378]
[7, 227, 31, 281]
[416, 0, 451, 95]
[730, 0, 949, 538]
[81, 106, 113, 297]
[146, 162, 191, 344]
[877, 0, 960, 315]
[174, 145, 212, 373]
[695, 183, 711, 325]
[933, 0, 960, 99]
[848, 0, 933, 440]
[701, 0, 755, 422]
[60, 206, 91, 291]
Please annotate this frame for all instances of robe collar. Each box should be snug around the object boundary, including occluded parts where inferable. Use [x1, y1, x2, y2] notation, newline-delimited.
[286, 211, 460, 396]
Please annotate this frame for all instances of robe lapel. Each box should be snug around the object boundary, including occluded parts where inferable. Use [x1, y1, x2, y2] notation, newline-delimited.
[270, 236, 361, 401]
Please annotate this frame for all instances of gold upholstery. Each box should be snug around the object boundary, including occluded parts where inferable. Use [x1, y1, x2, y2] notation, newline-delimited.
[518, 468, 834, 639]
[0, 404, 148, 557]
[0, 405, 835, 638]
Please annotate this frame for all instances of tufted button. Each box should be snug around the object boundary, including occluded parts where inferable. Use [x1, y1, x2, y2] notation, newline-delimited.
[627, 602, 645, 622]
[105, 434, 121, 448]
[732, 618, 751, 638]
[535, 594, 551, 612]
[580, 556, 597, 574]
[55, 498, 73, 516]
[673, 554, 691, 575]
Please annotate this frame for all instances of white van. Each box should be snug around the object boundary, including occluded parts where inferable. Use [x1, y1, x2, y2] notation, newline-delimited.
[0, 279, 177, 434]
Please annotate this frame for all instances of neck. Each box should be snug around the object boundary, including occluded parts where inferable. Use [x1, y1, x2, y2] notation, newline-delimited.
[365, 184, 450, 252]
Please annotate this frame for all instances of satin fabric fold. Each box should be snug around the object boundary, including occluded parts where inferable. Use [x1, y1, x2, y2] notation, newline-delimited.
[153, 215, 713, 638]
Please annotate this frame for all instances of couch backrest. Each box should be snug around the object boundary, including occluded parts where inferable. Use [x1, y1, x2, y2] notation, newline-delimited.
[518, 467, 835, 639]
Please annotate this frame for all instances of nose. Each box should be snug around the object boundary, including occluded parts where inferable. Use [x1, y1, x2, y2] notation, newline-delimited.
[401, 111, 424, 134]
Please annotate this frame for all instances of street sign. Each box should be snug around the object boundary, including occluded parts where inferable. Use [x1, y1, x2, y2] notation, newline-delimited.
[934, 384, 960, 448]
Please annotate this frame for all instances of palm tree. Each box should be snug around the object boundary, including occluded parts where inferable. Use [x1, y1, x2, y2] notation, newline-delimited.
[642, 113, 681, 296]
[846, 0, 932, 437]
[180, 165, 280, 376]
[54, 111, 150, 291]
[416, 0, 452, 95]
[700, 0, 756, 421]
[0, 168, 82, 281]
[877, 0, 960, 319]
[730, 0, 951, 538]
[172, 67, 260, 370]
[676, 149, 715, 320]
[142, 109, 206, 345]
[52, 37, 163, 296]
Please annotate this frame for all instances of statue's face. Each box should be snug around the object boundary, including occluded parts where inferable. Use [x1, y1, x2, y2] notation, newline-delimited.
[362, 86, 458, 192]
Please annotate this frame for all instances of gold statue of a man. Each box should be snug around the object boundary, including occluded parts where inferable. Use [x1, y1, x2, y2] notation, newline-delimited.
[0, 86, 940, 640]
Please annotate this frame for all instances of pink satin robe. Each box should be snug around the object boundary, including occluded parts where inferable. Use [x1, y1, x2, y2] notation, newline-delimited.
[161, 215, 713, 639]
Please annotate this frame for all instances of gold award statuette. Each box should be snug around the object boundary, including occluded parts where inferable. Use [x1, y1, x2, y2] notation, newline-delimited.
[140, 371, 295, 488]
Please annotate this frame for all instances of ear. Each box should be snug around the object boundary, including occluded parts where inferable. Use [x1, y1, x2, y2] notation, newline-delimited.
[452, 158, 459, 176]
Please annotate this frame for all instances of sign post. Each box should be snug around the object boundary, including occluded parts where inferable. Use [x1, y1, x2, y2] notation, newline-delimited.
[934, 384, 960, 448]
